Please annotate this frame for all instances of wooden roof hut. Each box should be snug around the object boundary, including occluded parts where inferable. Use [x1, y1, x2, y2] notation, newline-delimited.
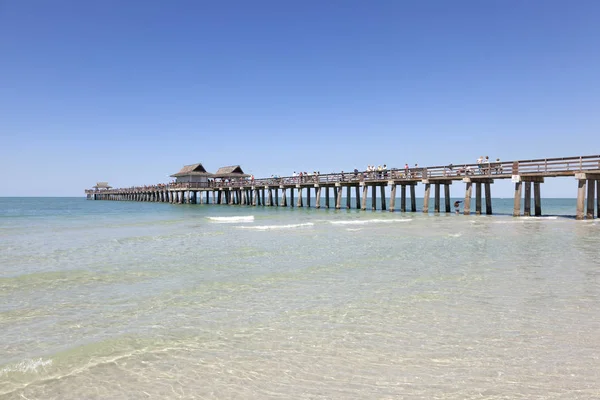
[93, 182, 112, 190]
[170, 163, 213, 183]
[212, 165, 250, 180]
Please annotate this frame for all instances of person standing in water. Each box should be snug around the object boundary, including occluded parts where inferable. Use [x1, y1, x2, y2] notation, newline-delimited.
[454, 200, 462, 214]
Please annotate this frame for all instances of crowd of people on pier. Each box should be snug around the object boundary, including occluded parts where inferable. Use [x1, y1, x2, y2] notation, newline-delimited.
[92, 157, 510, 194]
[444, 156, 503, 177]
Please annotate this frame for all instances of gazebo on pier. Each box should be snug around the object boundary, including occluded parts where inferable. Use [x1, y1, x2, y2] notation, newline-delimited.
[213, 165, 250, 184]
[170, 163, 213, 185]
[93, 182, 112, 191]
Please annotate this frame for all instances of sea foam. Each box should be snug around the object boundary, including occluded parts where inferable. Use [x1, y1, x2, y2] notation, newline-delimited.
[237, 222, 314, 231]
[0, 358, 53, 377]
[207, 216, 255, 223]
[330, 219, 412, 225]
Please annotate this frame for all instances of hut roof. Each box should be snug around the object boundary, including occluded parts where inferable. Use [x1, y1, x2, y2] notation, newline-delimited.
[213, 165, 250, 178]
[170, 163, 213, 177]
[93, 182, 112, 189]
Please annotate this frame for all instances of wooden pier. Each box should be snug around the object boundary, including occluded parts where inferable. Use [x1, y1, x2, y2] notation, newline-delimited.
[85, 155, 600, 220]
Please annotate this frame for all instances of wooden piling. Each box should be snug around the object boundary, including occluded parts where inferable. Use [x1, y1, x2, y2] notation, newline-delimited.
[325, 186, 330, 209]
[423, 184, 430, 213]
[371, 185, 377, 211]
[485, 182, 493, 215]
[316, 186, 321, 208]
[410, 184, 416, 212]
[336, 186, 343, 209]
[361, 184, 368, 210]
[297, 187, 303, 207]
[306, 187, 311, 208]
[401, 185, 406, 212]
[597, 180, 600, 219]
[355, 186, 360, 209]
[587, 179, 595, 219]
[475, 182, 482, 215]
[389, 184, 396, 212]
[464, 182, 472, 215]
[576, 179, 586, 220]
[380, 186, 386, 211]
[524, 181, 531, 216]
[346, 186, 351, 209]
[444, 184, 451, 213]
[283, 188, 289, 206]
[434, 183, 440, 213]
[513, 181, 522, 217]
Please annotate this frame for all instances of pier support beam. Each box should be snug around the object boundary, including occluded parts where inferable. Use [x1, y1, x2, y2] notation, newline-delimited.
[524, 181, 532, 216]
[380, 186, 386, 211]
[597, 180, 600, 219]
[401, 185, 406, 212]
[475, 182, 482, 215]
[576, 178, 586, 220]
[371, 185, 377, 211]
[389, 184, 396, 212]
[325, 186, 330, 209]
[336, 185, 342, 209]
[410, 184, 416, 212]
[434, 183, 440, 213]
[346, 186, 352, 209]
[355, 186, 361, 209]
[297, 187, 303, 207]
[267, 188, 272, 206]
[315, 186, 321, 208]
[522, 177, 543, 217]
[306, 187, 311, 208]
[587, 179, 595, 219]
[513, 181, 522, 217]
[464, 181, 472, 215]
[423, 183, 430, 213]
[361, 184, 367, 210]
[444, 184, 451, 213]
[485, 182, 493, 215]
[281, 188, 287, 207]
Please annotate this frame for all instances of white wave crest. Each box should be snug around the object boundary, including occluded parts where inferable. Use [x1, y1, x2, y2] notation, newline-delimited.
[330, 219, 412, 225]
[448, 233, 462, 237]
[208, 216, 254, 223]
[0, 358, 53, 377]
[238, 222, 314, 231]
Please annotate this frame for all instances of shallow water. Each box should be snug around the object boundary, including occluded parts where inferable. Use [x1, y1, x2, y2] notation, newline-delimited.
[1, 198, 599, 399]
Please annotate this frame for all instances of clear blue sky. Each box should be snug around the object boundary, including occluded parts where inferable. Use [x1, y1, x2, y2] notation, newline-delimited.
[1, 0, 598, 197]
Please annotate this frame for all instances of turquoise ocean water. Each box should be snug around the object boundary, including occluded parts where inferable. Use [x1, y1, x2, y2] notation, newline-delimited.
[1, 197, 599, 399]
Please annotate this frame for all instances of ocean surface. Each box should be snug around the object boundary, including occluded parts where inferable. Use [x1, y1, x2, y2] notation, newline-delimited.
[1, 197, 599, 399]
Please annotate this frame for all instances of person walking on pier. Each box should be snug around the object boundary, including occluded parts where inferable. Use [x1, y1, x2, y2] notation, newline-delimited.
[477, 156, 484, 174]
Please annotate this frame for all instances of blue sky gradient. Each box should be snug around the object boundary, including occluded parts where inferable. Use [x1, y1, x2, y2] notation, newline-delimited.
[1, 0, 598, 196]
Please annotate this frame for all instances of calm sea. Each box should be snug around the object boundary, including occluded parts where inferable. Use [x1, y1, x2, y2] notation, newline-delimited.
[1, 197, 599, 399]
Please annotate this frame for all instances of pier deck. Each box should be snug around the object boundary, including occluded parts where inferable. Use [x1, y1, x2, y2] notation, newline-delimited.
[86, 155, 600, 219]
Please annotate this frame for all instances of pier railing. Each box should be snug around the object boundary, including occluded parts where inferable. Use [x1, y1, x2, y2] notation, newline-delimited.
[87, 155, 600, 194]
